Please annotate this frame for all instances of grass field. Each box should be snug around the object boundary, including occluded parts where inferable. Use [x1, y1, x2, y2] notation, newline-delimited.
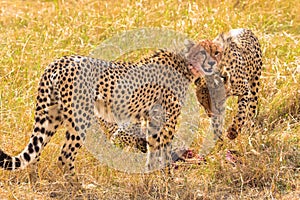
[0, 0, 299, 199]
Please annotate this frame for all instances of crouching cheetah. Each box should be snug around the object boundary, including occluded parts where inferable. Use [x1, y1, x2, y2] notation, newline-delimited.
[0, 39, 218, 184]
[195, 28, 263, 140]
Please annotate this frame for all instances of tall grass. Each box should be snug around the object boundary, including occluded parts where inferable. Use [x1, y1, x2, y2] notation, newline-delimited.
[0, 0, 299, 199]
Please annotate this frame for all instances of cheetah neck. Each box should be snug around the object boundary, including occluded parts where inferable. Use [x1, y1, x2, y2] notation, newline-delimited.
[136, 49, 195, 82]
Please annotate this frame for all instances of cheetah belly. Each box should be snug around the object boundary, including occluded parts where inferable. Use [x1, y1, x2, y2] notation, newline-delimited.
[94, 94, 115, 123]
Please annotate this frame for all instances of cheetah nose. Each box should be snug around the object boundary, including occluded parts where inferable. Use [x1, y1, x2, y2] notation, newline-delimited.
[208, 61, 216, 67]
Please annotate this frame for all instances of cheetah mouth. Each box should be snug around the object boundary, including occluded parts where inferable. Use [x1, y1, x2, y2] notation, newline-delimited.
[188, 64, 205, 77]
[188, 61, 215, 77]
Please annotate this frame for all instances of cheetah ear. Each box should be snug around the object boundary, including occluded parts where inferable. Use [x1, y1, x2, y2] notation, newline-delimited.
[220, 33, 226, 43]
[213, 33, 226, 49]
[213, 32, 224, 43]
[183, 39, 195, 52]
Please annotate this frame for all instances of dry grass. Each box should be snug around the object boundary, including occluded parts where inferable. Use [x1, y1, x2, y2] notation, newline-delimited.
[0, 0, 299, 199]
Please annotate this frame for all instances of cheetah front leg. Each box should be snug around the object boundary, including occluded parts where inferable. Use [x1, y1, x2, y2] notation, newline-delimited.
[146, 121, 174, 172]
[145, 109, 167, 171]
[247, 76, 260, 123]
[146, 101, 180, 172]
[227, 90, 250, 139]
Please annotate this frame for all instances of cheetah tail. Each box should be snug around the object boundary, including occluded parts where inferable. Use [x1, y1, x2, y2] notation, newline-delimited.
[0, 65, 65, 171]
[0, 123, 55, 171]
[0, 133, 45, 170]
[0, 149, 22, 170]
[0, 105, 61, 171]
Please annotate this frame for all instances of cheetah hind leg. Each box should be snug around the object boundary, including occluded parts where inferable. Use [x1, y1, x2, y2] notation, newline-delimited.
[57, 129, 83, 188]
[26, 101, 64, 187]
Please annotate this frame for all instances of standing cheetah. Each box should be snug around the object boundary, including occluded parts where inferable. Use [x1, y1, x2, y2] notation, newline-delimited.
[0, 40, 218, 184]
[195, 28, 263, 140]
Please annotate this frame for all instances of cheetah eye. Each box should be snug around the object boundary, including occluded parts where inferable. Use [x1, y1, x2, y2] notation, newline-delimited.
[200, 50, 207, 55]
[194, 50, 207, 57]
[221, 75, 227, 83]
[214, 51, 220, 56]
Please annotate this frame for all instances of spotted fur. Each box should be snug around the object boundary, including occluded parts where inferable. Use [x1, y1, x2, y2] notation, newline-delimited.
[0, 41, 218, 184]
[196, 29, 263, 140]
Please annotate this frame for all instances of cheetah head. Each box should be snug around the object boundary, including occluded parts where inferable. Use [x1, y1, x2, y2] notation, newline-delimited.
[198, 39, 223, 64]
[184, 39, 220, 78]
[192, 40, 223, 118]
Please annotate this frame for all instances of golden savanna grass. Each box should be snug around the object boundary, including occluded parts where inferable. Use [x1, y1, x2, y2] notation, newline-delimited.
[0, 0, 299, 199]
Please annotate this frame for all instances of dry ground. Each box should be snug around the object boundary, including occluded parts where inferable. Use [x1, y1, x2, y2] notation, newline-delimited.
[0, 0, 299, 199]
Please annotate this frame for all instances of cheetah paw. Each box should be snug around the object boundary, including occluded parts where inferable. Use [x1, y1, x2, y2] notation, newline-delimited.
[227, 125, 239, 140]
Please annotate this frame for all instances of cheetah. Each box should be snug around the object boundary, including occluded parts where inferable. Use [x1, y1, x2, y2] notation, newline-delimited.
[195, 28, 263, 140]
[0, 40, 218, 184]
